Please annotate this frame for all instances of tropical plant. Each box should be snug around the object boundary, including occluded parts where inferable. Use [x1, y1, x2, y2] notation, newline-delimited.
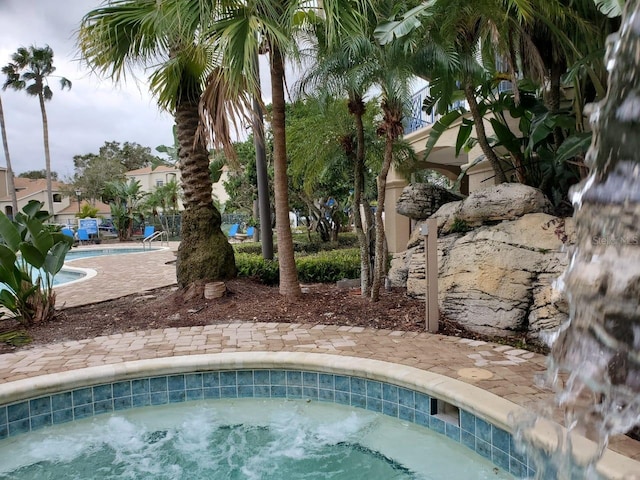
[2, 45, 71, 216]
[103, 179, 147, 241]
[143, 178, 181, 236]
[295, 33, 380, 295]
[0, 201, 73, 324]
[206, 0, 373, 298]
[79, 0, 241, 288]
[0, 94, 18, 216]
[75, 203, 100, 219]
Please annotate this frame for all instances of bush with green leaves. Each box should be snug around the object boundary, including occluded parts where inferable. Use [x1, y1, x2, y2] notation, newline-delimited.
[235, 248, 360, 285]
[0, 201, 73, 324]
[297, 249, 360, 283]
[235, 253, 280, 284]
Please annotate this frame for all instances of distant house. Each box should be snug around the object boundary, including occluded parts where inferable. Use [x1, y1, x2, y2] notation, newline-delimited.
[0, 167, 68, 220]
[125, 164, 229, 209]
[0, 167, 110, 227]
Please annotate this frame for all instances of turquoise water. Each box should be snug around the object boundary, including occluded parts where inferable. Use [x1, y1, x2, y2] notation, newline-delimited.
[0, 399, 512, 479]
[65, 248, 158, 261]
[52, 269, 85, 286]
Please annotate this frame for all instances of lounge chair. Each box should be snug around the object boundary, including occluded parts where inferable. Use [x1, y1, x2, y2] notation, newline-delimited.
[61, 228, 74, 239]
[143, 225, 155, 239]
[77, 229, 90, 245]
[228, 223, 239, 237]
[246, 226, 255, 237]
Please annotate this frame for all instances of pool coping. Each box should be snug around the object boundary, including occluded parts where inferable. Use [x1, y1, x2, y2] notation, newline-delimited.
[0, 351, 637, 479]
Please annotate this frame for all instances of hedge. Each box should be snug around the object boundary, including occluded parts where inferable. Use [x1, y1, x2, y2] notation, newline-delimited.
[234, 248, 360, 285]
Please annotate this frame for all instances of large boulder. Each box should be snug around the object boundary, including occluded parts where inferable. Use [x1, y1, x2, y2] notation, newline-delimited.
[390, 213, 573, 340]
[396, 183, 464, 220]
[433, 183, 552, 234]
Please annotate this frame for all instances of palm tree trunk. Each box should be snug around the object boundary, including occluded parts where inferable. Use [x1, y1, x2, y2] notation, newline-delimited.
[370, 134, 393, 302]
[37, 92, 55, 216]
[463, 82, 507, 184]
[270, 43, 301, 298]
[0, 95, 18, 216]
[174, 92, 236, 288]
[350, 98, 371, 296]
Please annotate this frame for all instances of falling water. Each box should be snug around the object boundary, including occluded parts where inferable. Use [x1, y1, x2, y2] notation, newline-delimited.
[518, 1, 640, 478]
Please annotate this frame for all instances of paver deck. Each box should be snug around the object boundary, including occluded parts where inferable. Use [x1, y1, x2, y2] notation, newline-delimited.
[1, 242, 638, 462]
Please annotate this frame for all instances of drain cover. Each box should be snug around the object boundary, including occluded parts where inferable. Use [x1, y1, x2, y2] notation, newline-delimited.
[457, 368, 493, 380]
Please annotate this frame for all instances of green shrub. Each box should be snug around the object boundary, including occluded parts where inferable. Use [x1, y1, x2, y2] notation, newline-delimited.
[233, 242, 264, 255]
[235, 248, 360, 284]
[297, 248, 360, 283]
[235, 253, 280, 285]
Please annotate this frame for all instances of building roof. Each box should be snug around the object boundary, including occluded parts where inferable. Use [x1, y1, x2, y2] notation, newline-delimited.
[0, 177, 64, 203]
[57, 199, 111, 215]
[126, 165, 179, 175]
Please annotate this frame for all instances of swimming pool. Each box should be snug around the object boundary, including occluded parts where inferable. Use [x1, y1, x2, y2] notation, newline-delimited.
[64, 247, 161, 262]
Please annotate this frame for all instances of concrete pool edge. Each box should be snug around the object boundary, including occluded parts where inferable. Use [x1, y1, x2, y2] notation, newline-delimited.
[0, 351, 637, 479]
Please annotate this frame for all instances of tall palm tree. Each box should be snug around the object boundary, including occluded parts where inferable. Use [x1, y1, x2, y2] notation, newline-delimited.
[79, 0, 242, 288]
[207, 0, 372, 298]
[296, 33, 378, 296]
[2, 45, 71, 216]
[0, 94, 18, 217]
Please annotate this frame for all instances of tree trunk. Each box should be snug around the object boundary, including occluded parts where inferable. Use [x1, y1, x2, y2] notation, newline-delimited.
[38, 92, 55, 216]
[370, 138, 393, 301]
[251, 61, 274, 259]
[174, 94, 236, 288]
[270, 43, 301, 298]
[463, 82, 507, 184]
[0, 95, 18, 216]
[349, 96, 371, 296]
[548, 59, 565, 150]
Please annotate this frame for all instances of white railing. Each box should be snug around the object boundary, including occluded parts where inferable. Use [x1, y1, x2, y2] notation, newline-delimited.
[142, 230, 169, 249]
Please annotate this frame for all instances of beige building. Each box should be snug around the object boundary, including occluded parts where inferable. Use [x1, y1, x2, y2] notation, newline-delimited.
[0, 168, 69, 221]
[385, 85, 504, 254]
[125, 164, 230, 210]
[0, 168, 111, 227]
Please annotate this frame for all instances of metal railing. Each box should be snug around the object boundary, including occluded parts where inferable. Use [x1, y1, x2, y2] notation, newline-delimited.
[142, 230, 169, 249]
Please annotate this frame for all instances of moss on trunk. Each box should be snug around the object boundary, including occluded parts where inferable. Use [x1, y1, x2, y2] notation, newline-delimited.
[176, 205, 237, 287]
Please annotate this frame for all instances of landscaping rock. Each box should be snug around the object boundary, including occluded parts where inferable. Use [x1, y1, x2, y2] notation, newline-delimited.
[390, 213, 572, 340]
[431, 183, 552, 234]
[396, 183, 464, 220]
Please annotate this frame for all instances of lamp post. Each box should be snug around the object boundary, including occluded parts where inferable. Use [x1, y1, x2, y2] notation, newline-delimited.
[75, 189, 81, 213]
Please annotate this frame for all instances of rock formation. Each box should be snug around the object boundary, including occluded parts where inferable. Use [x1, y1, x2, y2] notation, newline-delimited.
[396, 183, 464, 220]
[389, 184, 572, 341]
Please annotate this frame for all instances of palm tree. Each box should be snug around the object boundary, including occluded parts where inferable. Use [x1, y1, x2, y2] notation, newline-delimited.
[2, 45, 71, 216]
[0, 94, 18, 217]
[104, 178, 147, 241]
[206, 0, 372, 298]
[79, 0, 241, 288]
[296, 33, 378, 296]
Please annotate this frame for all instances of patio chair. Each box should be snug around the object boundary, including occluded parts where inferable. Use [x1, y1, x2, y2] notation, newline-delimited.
[246, 226, 255, 237]
[61, 228, 74, 239]
[228, 223, 239, 237]
[143, 225, 155, 239]
[77, 229, 90, 245]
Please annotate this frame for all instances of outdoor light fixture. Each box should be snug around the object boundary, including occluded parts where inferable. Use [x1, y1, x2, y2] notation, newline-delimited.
[75, 189, 82, 213]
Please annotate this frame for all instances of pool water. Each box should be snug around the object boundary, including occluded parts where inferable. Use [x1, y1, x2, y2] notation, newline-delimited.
[52, 269, 85, 286]
[65, 247, 158, 261]
[0, 399, 512, 480]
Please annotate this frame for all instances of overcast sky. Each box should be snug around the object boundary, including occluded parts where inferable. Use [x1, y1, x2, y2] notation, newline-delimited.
[0, 0, 247, 181]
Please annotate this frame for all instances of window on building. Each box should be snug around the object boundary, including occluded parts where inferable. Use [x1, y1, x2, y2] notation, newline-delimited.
[156, 180, 164, 187]
[53, 194, 62, 202]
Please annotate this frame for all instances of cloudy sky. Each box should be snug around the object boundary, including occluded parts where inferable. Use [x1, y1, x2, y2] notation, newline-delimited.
[0, 1, 192, 180]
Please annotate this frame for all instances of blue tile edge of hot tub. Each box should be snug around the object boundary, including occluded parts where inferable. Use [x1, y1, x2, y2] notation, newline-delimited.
[0, 369, 533, 478]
